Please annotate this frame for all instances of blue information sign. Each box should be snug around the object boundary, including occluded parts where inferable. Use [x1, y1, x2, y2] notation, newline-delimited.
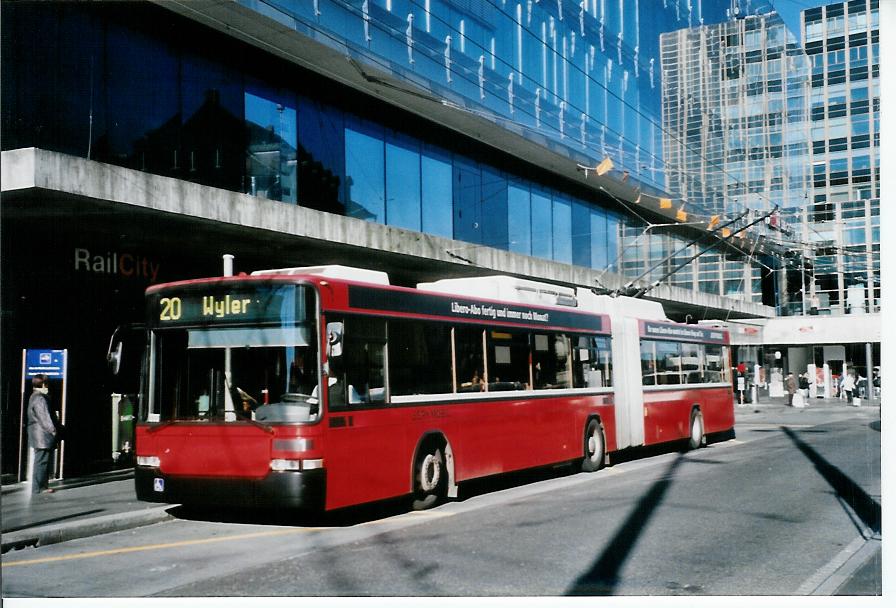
[25, 349, 66, 378]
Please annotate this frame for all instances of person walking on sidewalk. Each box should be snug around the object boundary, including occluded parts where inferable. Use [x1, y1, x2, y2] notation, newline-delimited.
[785, 373, 797, 406]
[841, 370, 856, 403]
[27, 374, 59, 494]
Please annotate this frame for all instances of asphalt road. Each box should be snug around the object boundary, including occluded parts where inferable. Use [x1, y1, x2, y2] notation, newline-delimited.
[2, 404, 881, 598]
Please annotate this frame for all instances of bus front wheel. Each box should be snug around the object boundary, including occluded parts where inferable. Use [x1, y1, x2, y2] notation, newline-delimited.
[411, 441, 446, 510]
[688, 409, 705, 450]
[581, 419, 605, 472]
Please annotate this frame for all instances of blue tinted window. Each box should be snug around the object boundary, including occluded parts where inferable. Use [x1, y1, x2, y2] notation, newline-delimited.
[591, 207, 609, 269]
[508, 182, 531, 255]
[245, 87, 298, 203]
[571, 201, 591, 268]
[453, 158, 482, 244]
[105, 22, 179, 173]
[531, 189, 552, 259]
[298, 96, 345, 214]
[345, 121, 385, 222]
[180, 53, 244, 191]
[482, 168, 509, 250]
[386, 134, 422, 231]
[606, 212, 620, 273]
[421, 146, 453, 239]
[552, 194, 572, 263]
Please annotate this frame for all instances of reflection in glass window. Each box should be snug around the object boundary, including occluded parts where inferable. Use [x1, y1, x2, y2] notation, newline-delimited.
[552, 195, 572, 263]
[640, 340, 656, 386]
[591, 208, 609, 270]
[455, 326, 485, 393]
[386, 137, 421, 231]
[655, 341, 682, 385]
[345, 125, 385, 222]
[244, 89, 297, 203]
[508, 183, 532, 255]
[482, 168, 509, 250]
[333, 316, 386, 408]
[531, 190, 552, 259]
[389, 320, 452, 396]
[681, 342, 704, 384]
[533, 334, 572, 389]
[421, 148, 453, 238]
[704, 344, 724, 382]
[573, 336, 613, 388]
[487, 330, 531, 391]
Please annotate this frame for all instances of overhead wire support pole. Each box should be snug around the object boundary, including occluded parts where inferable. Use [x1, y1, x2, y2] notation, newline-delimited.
[626, 206, 780, 299]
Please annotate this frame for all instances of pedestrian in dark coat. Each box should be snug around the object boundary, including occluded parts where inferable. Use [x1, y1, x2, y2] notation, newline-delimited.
[785, 373, 797, 406]
[27, 374, 58, 494]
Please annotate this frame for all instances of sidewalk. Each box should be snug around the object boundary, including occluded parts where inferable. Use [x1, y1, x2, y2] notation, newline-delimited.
[735, 393, 881, 410]
[1, 469, 174, 553]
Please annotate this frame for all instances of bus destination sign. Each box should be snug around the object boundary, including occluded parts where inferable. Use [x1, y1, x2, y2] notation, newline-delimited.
[151, 285, 302, 326]
[642, 321, 727, 344]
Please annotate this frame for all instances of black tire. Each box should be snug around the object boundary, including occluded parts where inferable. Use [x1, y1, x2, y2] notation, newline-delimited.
[581, 419, 605, 472]
[687, 409, 704, 450]
[411, 440, 447, 510]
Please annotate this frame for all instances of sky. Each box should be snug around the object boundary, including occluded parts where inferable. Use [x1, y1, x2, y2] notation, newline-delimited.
[768, 0, 830, 40]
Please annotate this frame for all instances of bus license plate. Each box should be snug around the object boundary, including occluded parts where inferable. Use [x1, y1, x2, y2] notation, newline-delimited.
[153, 478, 165, 492]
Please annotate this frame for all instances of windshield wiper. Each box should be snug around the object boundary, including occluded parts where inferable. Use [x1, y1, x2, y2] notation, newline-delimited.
[147, 419, 179, 434]
[241, 415, 274, 434]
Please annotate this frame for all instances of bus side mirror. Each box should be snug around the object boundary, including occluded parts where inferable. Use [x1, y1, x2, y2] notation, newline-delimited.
[326, 322, 343, 359]
[107, 339, 124, 376]
[106, 323, 144, 376]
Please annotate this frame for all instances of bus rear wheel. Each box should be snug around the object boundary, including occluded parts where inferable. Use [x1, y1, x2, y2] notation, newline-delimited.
[411, 441, 446, 510]
[581, 419, 605, 472]
[688, 409, 705, 450]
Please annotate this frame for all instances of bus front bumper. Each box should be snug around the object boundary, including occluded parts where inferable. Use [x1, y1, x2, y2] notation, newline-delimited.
[135, 467, 326, 510]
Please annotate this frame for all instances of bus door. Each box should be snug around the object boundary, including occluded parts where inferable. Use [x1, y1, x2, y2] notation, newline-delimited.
[322, 317, 408, 510]
[611, 317, 645, 449]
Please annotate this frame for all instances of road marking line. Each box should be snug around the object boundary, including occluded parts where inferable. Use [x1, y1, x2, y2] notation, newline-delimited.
[1, 527, 316, 568]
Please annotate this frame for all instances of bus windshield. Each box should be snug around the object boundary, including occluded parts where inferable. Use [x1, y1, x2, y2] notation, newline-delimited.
[145, 283, 320, 423]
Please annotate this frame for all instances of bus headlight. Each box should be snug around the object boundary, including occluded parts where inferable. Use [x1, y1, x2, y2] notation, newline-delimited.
[270, 459, 302, 472]
[137, 455, 160, 467]
[270, 458, 324, 472]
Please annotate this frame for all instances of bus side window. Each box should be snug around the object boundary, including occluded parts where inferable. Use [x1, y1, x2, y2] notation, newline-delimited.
[705, 344, 724, 382]
[486, 329, 530, 391]
[330, 317, 386, 408]
[681, 342, 703, 384]
[573, 335, 612, 388]
[640, 340, 656, 386]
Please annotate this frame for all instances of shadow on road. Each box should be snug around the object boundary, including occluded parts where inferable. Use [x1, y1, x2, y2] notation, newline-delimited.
[565, 454, 685, 595]
[1, 509, 106, 534]
[780, 426, 880, 536]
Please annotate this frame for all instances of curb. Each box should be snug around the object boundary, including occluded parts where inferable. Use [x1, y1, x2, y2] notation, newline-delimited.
[1, 505, 174, 553]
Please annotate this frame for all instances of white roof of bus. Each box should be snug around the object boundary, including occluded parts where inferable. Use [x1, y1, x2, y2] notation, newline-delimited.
[250, 265, 390, 285]
[574, 289, 668, 321]
[417, 276, 577, 307]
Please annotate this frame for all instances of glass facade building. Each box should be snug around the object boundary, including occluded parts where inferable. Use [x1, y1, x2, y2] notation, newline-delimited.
[2, 0, 780, 300]
[801, 0, 880, 314]
[654, 12, 807, 303]
[660, 11, 811, 216]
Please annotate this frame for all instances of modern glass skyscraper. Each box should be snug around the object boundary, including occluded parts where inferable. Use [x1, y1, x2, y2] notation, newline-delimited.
[656, 9, 807, 304]
[660, 10, 811, 216]
[801, 0, 880, 314]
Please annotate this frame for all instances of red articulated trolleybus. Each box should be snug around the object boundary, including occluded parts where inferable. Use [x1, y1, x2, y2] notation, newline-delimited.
[122, 265, 734, 512]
